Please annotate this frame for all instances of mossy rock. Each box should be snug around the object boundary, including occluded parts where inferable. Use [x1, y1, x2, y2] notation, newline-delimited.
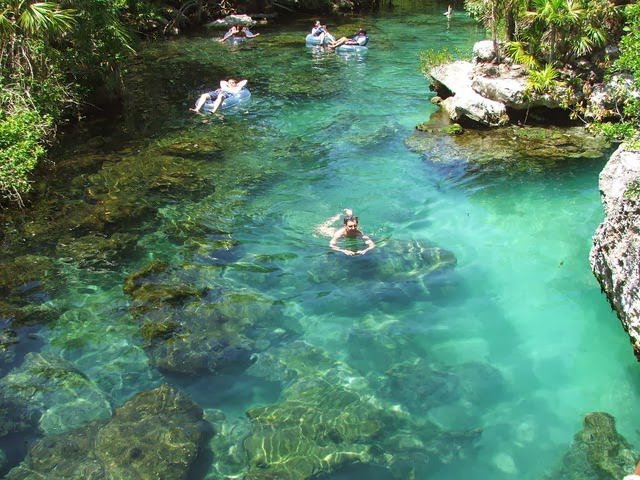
[5, 384, 206, 480]
[140, 318, 181, 341]
[406, 114, 613, 174]
[547, 412, 639, 480]
[0, 352, 112, 435]
[123, 260, 169, 294]
[56, 232, 138, 270]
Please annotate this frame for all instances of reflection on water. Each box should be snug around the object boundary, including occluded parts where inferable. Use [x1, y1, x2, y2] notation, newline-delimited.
[0, 5, 639, 480]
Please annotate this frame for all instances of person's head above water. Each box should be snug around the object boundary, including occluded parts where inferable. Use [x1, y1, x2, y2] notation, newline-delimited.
[343, 215, 360, 231]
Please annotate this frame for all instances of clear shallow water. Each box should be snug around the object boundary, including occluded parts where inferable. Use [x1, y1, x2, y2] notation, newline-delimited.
[2, 3, 640, 479]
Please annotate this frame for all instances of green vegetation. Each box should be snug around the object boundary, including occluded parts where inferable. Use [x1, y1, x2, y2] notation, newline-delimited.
[0, 0, 249, 207]
[459, 0, 640, 142]
[598, 2, 640, 144]
[624, 179, 640, 200]
[418, 47, 470, 77]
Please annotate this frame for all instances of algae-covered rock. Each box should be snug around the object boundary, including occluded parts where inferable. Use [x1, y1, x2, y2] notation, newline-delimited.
[123, 260, 208, 315]
[94, 384, 205, 479]
[381, 358, 506, 415]
[140, 305, 255, 375]
[406, 112, 613, 174]
[308, 239, 456, 286]
[0, 393, 38, 438]
[242, 376, 390, 480]
[547, 411, 639, 480]
[5, 384, 206, 480]
[127, 264, 280, 374]
[56, 232, 138, 270]
[244, 342, 482, 480]
[0, 352, 112, 435]
[0, 255, 61, 305]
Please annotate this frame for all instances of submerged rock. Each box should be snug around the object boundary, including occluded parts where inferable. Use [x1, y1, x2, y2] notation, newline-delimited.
[56, 232, 138, 270]
[547, 412, 638, 479]
[308, 238, 456, 286]
[5, 384, 206, 480]
[407, 113, 612, 174]
[0, 352, 112, 435]
[0, 255, 61, 306]
[124, 261, 287, 374]
[381, 358, 506, 415]
[243, 342, 482, 480]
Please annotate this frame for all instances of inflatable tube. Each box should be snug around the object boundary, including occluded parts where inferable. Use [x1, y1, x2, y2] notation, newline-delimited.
[336, 44, 368, 53]
[224, 36, 246, 45]
[202, 88, 251, 112]
[305, 33, 335, 46]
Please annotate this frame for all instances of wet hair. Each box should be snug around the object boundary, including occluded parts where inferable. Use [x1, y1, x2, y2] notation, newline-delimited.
[358, 29, 366, 34]
[343, 215, 359, 225]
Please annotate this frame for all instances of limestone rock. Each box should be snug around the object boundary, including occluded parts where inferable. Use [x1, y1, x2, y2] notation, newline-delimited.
[590, 145, 640, 360]
[473, 40, 496, 62]
[586, 74, 640, 121]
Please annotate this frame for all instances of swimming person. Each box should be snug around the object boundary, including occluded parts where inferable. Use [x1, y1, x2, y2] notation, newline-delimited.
[328, 29, 368, 49]
[189, 78, 248, 114]
[329, 213, 376, 256]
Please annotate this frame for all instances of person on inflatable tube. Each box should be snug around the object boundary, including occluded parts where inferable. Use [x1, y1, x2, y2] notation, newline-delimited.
[311, 20, 328, 45]
[190, 78, 248, 114]
[328, 28, 368, 50]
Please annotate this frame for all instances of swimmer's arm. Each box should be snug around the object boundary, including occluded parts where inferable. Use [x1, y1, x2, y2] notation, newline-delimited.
[357, 234, 375, 255]
[330, 229, 354, 255]
[220, 79, 248, 94]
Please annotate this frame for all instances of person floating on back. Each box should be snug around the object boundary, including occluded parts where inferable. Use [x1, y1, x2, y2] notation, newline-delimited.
[328, 28, 368, 50]
[190, 78, 248, 114]
[329, 213, 376, 256]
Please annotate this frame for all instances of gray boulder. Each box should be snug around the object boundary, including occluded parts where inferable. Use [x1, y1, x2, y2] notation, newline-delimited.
[430, 61, 509, 126]
[590, 145, 640, 359]
[586, 74, 640, 121]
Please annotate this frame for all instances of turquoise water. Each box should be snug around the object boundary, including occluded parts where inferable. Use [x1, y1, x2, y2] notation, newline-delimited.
[2, 3, 639, 479]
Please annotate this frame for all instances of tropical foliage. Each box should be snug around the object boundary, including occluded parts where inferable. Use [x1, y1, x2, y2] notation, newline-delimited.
[602, 1, 640, 144]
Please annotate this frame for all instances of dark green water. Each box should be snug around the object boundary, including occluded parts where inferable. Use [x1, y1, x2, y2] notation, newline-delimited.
[1, 2, 639, 479]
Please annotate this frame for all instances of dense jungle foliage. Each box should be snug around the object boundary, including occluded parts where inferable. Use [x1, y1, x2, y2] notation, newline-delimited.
[0, 0, 638, 206]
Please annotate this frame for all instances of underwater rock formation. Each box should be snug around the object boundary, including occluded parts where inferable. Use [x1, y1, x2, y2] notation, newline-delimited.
[408, 112, 612, 174]
[124, 260, 289, 375]
[547, 412, 638, 479]
[0, 352, 112, 435]
[5, 384, 206, 480]
[381, 358, 506, 415]
[590, 145, 640, 360]
[241, 341, 481, 479]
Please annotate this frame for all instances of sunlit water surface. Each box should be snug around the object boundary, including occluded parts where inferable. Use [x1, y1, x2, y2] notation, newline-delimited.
[3, 2, 640, 479]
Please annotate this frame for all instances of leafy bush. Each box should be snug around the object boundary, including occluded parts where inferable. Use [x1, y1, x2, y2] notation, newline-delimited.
[624, 179, 640, 200]
[597, 3, 640, 142]
[0, 108, 52, 206]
